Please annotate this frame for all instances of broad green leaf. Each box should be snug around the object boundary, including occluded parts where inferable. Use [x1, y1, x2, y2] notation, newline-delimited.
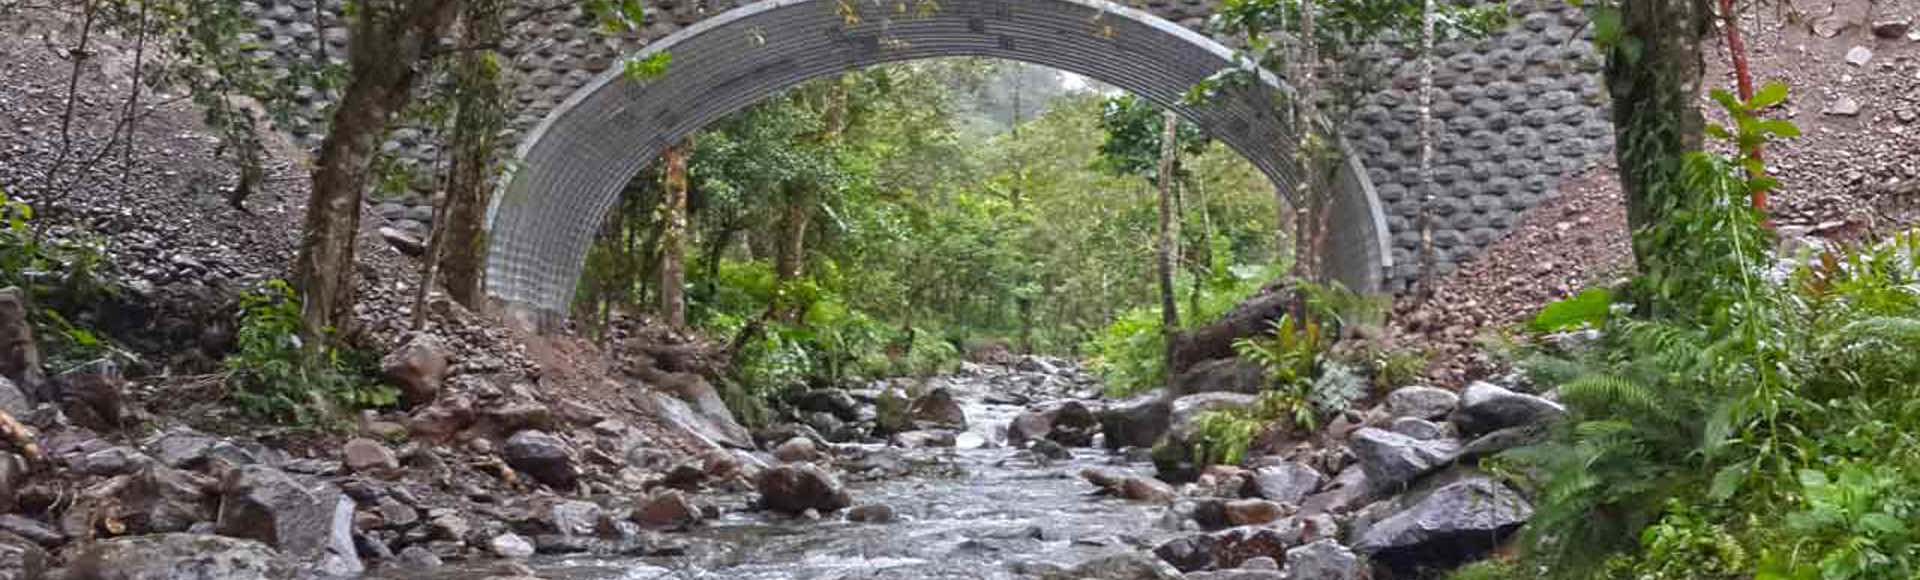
[1751, 81, 1789, 109]
[1757, 119, 1801, 138]
[1530, 288, 1612, 333]
[1708, 458, 1753, 501]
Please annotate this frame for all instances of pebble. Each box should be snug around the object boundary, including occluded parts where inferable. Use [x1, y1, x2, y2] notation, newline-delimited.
[1846, 46, 1874, 67]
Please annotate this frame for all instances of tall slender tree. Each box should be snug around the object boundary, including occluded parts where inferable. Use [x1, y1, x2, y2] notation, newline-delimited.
[660, 141, 690, 328]
[440, 0, 504, 310]
[1156, 111, 1182, 363]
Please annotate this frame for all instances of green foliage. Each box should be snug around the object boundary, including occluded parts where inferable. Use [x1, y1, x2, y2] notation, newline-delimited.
[1366, 347, 1430, 390]
[1531, 288, 1613, 333]
[1762, 465, 1920, 580]
[1191, 408, 1264, 466]
[1095, 95, 1207, 184]
[1234, 315, 1325, 393]
[225, 280, 395, 426]
[0, 187, 122, 371]
[1091, 264, 1282, 397]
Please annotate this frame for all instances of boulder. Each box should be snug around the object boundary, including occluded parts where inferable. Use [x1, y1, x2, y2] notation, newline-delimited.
[1169, 393, 1260, 442]
[633, 490, 702, 529]
[1008, 402, 1100, 448]
[1246, 462, 1325, 505]
[214, 465, 360, 574]
[0, 515, 62, 548]
[62, 466, 214, 537]
[1223, 499, 1287, 526]
[637, 380, 752, 449]
[1353, 476, 1534, 574]
[772, 437, 820, 463]
[907, 388, 967, 430]
[406, 395, 476, 443]
[1153, 525, 1303, 572]
[0, 532, 46, 580]
[342, 438, 398, 473]
[502, 430, 579, 490]
[1451, 382, 1566, 436]
[1349, 427, 1459, 493]
[1285, 539, 1363, 580]
[791, 389, 861, 421]
[1299, 465, 1372, 516]
[1030, 439, 1071, 461]
[1458, 424, 1550, 463]
[67, 533, 293, 580]
[70, 446, 151, 477]
[756, 464, 852, 515]
[1098, 394, 1170, 450]
[0, 377, 28, 418]
[489, 533, 535, 559]
[892, 430, 957, 448]
[543, 499, 604, 537]
[846, 504, 897, 523]
[1389, 417, 1447, 440]
[1171, 358, 1267, 396]
[1385, 386, 1458, 420]
[1081, 468, 1175, 504]
[381, 333, 449, 408]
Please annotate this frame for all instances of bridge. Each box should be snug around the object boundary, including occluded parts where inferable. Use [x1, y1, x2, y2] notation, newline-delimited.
[242, 0, 1612, 317]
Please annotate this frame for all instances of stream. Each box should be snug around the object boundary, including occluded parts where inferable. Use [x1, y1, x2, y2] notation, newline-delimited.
[485, 363, 1176, 579]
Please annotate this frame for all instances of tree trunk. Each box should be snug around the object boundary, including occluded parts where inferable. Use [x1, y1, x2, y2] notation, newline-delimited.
[295, 0, 460, 341]
[440, 0, 504, 310]
[1416, 0, 1437, 300]
[1290, 0, 1323, 284]
[660, 141, 690, 328]
[1610, 0, 1711, 248]
[1156, 111, 1182, 364]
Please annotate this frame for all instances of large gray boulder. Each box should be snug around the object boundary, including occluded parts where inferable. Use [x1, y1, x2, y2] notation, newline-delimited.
[756, 464, 852, 515]
[1450, 382, 1566, 436]
[908, 388, 967, 430]
[1353, 476, 1534, 574]
[637, 375, 752, 449]
[1045, 552, 1181, 580]
[1171, 358, 1267, 396]
[214, 466, 360, 575]
[1008, 402, 1098, 447]
[1385, 386, 1459, 420]
[1099, 394, 1170, 450]
[61, 466, 215, 537]
[66, 533, 294, 580]
[1349, 427, 1460, 494]
[1246, 461, 1326, 505]
[1285, 539, 1364, 580]
[502, 430, 579, 490]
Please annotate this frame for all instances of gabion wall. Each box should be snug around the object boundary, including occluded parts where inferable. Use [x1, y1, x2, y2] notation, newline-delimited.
[237, 0, 1609, 299]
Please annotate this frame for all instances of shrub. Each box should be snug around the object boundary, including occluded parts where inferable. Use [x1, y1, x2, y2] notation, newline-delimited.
[224, 280, 395, 426]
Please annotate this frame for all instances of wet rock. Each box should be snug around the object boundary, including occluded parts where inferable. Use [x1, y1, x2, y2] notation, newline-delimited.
[1451, 382, 1566, 436]
[1006, 409, 1052, 447]
[1081, 468, 1176, 504]
[62, 466, 214, 536]
[489, 533, 535, 559]
[756, 464, 851, 515]
[545, 499, 604, 537]
[1350, 428, 1460, 493]
[1299, 465, 1372, 516]
[791, 389, 860, 421]
[908, 388, 967, 430]
[1386, 386, 1458, 420]
[1100, 394, 1170, 450]
[54, 359, 127, 430]
[1458, 423, 1550, 463]
[502, 430, 579, 490]
[1044, 551, 1182, 580]
[637, 378, 752, 449]
[380, 227, 426, 256]
[1246, 462, 1324, 504]
[1153, 524, 1305, 572]
[0, 377, 29, 418]
[634, 490, 702, 529]
[1389, 417, 1447, 440]
[1014, 356, 1059, 374]
[395, 546, 442, 569]
[67, 533, 293, 580]
[215, 465, 360, 574]
[1353, 476, 1534, 574]
[846, 504, 896, 523]
[406, 395, 476, 443]
[0, 532, 46, 580]
[1030, 439, 1071, 461]
[1285, 539, 1363, 580]
[1872, 19, 1912, 39]
[1168, 393, 1260, 444]
[374, 496, 419, 529]
[955, 432, 987, 449]
[1182, 570, 1286, 580]
[382, 333, 449, 408]
[148, 428, 254, 470]
[342, 438, 398, 473]
[1171, 358, 1266, 396]
[1224, 499, 1287, 526]
[772, 437, 820, 463]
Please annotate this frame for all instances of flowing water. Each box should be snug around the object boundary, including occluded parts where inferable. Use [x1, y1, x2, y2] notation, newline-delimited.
[460, 367, 1180, 579]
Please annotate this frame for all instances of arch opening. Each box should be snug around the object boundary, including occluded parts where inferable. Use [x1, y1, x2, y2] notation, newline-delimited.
[485, 0, 1392, 317]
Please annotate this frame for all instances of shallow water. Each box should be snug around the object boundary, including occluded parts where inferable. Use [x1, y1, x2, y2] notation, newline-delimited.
[422, 369, 1173, 579]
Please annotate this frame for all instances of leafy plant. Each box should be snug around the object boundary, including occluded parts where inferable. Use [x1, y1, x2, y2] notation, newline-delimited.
[1531, 288, 1614, 333]
[225, 280, 396, 426]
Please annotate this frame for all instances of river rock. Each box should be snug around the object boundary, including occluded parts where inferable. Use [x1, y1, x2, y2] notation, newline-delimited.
[846, 504, 897, 523]
[55, 359, 128, 430]
[396, 545, 442, 569]
[1353, 475, 1534, 573]
[893, 429, 957, 448]
[1246, 462, 1324, 504]
[1081, 468, 1176, 503]
[489, 533, 535, 559]
[756, 464, 851, 514]
[634, 490, 702, 529]
[215, 465, 360, 574]
[70, 446, 151, 477]
[502, 430, 579, 490]
[1300, 465, 1371, 516]
[0, 289, 43, 399]
[1350, 427, 1459, 493]
[1458, 423, 1550, 463]
[0, 532, 45, 580]
[1031, 439, 1071, 461]
[772, 437, 820, 463]
[0, 515, 61, 548]
[382, 333, 449, 408]
[1224, 499, 1287, 526]
[637, 377, 752, 449]
[1385, 386, 1458, 420]
[1168, 392, 1260, 443]
[1451, 382, 1566, 436]
[342, 438, 398, 473]
[67, 534, 294, 580]
[1389, 417, 1447, 440]
[544, 499, 604, 537]
[0, 377, 27, 419]
[908, 388, 967, 430]
[1285, 539, 1363, 580]
[1098, 394, 1170, 450]
[1153, 524, 1300, 572]
[1009, 401, 1099, 447]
